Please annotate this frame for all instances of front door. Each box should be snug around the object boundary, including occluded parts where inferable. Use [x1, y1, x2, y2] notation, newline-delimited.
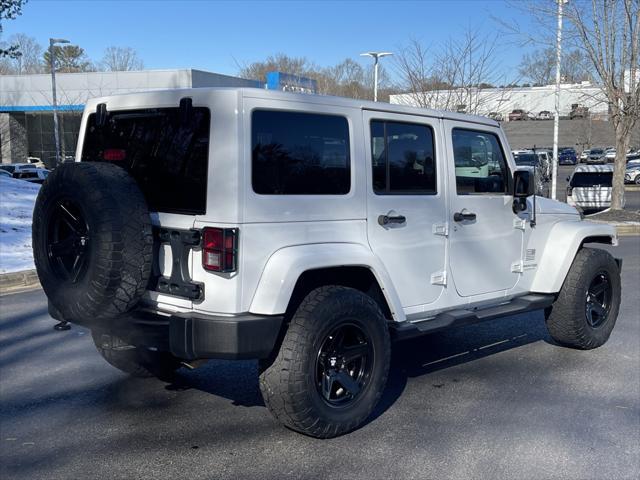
[444, 120, 523, 297]
[364, 111, 447, 308]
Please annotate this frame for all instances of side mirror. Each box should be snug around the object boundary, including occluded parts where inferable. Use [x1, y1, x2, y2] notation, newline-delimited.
[513, 169, 535, 198]
[566, 176, 571, 182]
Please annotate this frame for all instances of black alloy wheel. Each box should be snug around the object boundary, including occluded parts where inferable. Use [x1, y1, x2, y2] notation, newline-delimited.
[46, 198, 90, 283]
[315, 323, 374, 407]
[585, 271, 612, 328]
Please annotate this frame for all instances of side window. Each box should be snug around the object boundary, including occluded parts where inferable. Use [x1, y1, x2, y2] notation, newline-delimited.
[252, 110, 350, 195]
[371, 120, 436, 194]
[452, 128, 509, 195]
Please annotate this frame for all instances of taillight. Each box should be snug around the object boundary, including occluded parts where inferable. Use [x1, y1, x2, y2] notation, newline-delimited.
[202, 227, 238, 272]
[103, 149, 126, 161]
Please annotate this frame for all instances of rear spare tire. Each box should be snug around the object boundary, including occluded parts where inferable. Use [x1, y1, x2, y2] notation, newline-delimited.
[32, 162, 153, 323]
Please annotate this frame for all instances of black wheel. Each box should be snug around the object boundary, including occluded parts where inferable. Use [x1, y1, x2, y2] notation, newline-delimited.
[91, 330, 181, 379]
[259, 286, 390, 438]
[32, 162, 153, 324]
[545, 248, 621, 349]
[635, 176, 640, 185]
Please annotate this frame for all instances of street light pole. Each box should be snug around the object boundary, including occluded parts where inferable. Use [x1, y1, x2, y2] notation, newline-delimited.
[49, 38, 70, 167]
[360, 52, 393, 102]
[551, 1, 566, 201]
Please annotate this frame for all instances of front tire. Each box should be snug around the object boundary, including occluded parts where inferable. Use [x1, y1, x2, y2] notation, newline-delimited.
[545, 248, 621, 349]
[259, 286, 391, 438]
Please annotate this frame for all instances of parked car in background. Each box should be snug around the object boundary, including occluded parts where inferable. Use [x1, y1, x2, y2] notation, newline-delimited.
[27, 156, 46, 169]
[14, 168, 49, 184]
[536, 110, 552, 120]
[558, 147, 578, 165]
[508, 109, 531, 121]
[566, 165, 620, 211]
[625, 164, 640, 184]
[604, 149, 616, 162]
[586, 148, 606, 164]
[0, 169, 12, 178]
[569, 104, 589, 119]
[0, 163, 38, 176]
[626, 151, 640, 162]
[487, 112, 503, 122]
[580, 149, 591, 162]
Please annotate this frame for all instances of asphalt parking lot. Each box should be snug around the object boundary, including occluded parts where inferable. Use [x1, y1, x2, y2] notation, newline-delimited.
[1, 238, 638, 480]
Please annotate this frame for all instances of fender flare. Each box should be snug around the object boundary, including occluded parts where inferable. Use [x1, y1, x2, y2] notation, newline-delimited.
[249, 243, 405, 321]
[530, 220, 617, 293]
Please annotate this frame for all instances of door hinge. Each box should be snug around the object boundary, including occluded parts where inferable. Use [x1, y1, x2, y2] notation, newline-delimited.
[513, 218, 527, 231]
[430, 270, 447, 286]
[432, 222, 449, 237]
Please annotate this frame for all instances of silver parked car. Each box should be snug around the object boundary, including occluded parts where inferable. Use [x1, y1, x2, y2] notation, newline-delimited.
[566, 164, 622, 211]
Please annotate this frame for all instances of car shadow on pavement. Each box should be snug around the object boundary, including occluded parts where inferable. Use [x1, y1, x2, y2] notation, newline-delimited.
[367, 310, 551, 425]
[161, 310, 553, 419]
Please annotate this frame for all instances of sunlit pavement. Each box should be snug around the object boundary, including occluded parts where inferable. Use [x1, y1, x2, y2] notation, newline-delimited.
[1, 239, 638, 480]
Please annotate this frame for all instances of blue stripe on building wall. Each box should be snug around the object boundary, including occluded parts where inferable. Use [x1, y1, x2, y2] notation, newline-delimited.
[0, 105, 85, 112]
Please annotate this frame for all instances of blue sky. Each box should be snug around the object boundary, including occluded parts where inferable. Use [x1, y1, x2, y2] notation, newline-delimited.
[3, 0, 533, 81]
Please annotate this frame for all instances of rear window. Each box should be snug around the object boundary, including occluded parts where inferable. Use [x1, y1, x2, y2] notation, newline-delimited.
[570, 172, 613, 187]
[81, 107, 211, 215]
[251, 110, 350, 195]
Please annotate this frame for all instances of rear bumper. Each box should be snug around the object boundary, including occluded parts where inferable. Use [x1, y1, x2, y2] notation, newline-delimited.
[169, 312, 283, 360]
[49, 301, 283, 360]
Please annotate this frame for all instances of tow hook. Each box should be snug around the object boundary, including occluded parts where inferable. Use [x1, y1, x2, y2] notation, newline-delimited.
[180, 359, 208, 370]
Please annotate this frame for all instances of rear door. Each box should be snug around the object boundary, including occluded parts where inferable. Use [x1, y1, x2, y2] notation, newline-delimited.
[363, 111, 447, 308]
[444, 121, 523, 297]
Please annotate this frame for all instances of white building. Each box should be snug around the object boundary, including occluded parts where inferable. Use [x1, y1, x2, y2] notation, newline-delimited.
[390, 82, 610, 120]
[0, 69, 260, 166]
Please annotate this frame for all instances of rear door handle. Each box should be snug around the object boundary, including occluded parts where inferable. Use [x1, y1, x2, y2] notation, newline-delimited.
[453, 210, 477, 222]
[378, 214, 406, 226]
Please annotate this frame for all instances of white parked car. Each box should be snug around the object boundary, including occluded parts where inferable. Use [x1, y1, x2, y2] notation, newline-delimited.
[604, 149, 616, 161]
[32, 88, 622, 438]
[580, 149, 591, 162]
[566, 164, 622, 211]
[625, 164, 640, 184]
[0, 162, 38, 176]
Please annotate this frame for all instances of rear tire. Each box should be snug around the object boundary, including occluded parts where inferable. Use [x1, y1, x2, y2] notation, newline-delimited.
[91, 330, 181, 379]
[259, 286, 390, 438]
[545, 248, 621, 349]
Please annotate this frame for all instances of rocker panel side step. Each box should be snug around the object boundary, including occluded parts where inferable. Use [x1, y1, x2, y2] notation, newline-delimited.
[390, 294, 555, 341]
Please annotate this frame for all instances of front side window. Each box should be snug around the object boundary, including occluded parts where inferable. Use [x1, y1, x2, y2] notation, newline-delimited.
[452, 128, 509, 195]
[252, 110, 350, 195]
[370, 120, 436, 194]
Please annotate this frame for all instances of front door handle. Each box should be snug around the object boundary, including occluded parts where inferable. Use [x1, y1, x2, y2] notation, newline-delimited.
[378, 213, 406, 226]
[453, 210, 477, 222]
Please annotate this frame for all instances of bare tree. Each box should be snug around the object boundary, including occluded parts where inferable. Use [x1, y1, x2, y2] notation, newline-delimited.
[510, 0, 639, 210]
[0, 33, 44, 73]
[568, 0, 639, 210]
[100, 46, 144, 71]
[394, 29, 509, 114]
[519, 46, 593, 85]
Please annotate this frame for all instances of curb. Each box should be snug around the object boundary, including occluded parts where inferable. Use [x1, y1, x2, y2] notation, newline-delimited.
[0, 269, 40, 295]
[588, 220, 640, 236]
[625, 185, 640, 191]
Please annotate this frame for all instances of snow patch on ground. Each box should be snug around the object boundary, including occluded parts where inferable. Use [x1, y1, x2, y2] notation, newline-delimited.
[0, 177, 40, 273]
